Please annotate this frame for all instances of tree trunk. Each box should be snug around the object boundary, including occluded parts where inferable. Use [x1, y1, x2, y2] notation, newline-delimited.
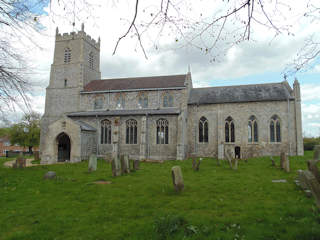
[28, 146, 33, 154]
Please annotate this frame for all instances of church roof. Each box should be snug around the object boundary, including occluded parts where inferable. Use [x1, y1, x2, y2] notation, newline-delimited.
[68, 108, 180, 117]
[75, 120, 96, 131]
[188, 81, 293, 105]
[83, 74, 187, 92]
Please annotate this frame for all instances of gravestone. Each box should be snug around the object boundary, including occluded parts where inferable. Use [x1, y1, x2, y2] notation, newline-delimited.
[233, 159, 238, 170]
[34, 151, 40, 161]
[299, 170, 320, 208]
[171, 166, 184, 192]
[192, 158, 201, 171]
[283, 156, 290, 172]
[120, 155, 130, 174]
[133, 160, 140, 170]
[307, 160, 320, 183]
[14, 154, 26, 168]
[88, 154, 97, 172]
[111, 155, 121, 177]
[192, 158, 196, 169]
[225, 150, 233, 169]
[280, 152, 287, 169]
[44, 171, 56, 179]
[314, 145, 320, 161]
[297, 169, 309, 190]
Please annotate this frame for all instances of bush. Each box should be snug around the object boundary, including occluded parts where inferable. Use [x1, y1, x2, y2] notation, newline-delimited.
[154, 214, 187, 239]
[304, 137, 320, 151]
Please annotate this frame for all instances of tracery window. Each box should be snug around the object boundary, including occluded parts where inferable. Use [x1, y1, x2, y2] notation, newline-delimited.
[94, 98, 103, 109]
[101, 119, 111, 144]
[163, 93, 173, 107]
[156, 118, 169, 144]
[126, 119, 137, 144]
[64, 48, 71, 63]
[225, 116, 235, 143]
[138, 93, 148, 108]
[199, 116, 208, 143]
[116, 94, 125, 109]
[270, 115, 281, 142]
[248, 115, 258, 142]
[89, 52, 94, 69]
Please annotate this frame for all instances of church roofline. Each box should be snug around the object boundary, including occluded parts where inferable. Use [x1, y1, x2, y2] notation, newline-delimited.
[80, 86, 186, 94]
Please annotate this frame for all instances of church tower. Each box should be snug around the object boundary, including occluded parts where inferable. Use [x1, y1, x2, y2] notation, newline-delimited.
[40, 25, 101, 155]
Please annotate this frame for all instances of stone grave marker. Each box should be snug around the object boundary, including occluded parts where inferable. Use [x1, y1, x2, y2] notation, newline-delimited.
[88, 154, 97, 172]
[192, 158, 196, 170]
[111, 155, 121, 177]
[314, 145, 320, 161]
[280, 152, 287, 169]
[300, 170, 320, 208]
[226, 150, 233, 169]
[171, 166, 184, 192]
[14, 153, 26, 168]
[124, 155, 130, 174]
[133, 160, 140, 170]
[270, 156, 276, 167]
[283, 156, 290, 172]
[307, 160, 320, 183]
[233, 158, 238, 170]
[44, 171, 56, 179]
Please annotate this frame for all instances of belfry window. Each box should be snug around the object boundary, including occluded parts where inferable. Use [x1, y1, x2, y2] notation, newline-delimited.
[163, 93, 173, 107]
[248, 115, 258, 142]
[199, 116, 208, 143]
[225, 116, 235, 143]
[101, 119, 111, 144]
[270, 115, 281, 142]
[126, 119, 137, 144]
[64, 48, 71, 63]
[156, 118, 169, 144]
[89, 52, 94, 69]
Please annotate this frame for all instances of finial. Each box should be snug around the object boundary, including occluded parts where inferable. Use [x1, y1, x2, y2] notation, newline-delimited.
[98, 36, 101, 43]
[81, 23, 84, 31]
[56, 26, 59, 35]
[188, 64, 191, 73]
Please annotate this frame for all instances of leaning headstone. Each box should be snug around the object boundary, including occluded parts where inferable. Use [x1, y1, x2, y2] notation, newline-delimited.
[307, 160, 320, 183]
[297, 170, 309, 190]
[192, 158, 197, 170]
[124, 155, 130, 174]
[171, 166, 184, 192]
[300, 170, 320, 208]
[34, 151, 40, 161]
[314, 145, 320, 161]
[111, 155, 121, 177]
[88, 154, 97, 172]
[133, 160, 140, 170]
[44, 171, 56, 179]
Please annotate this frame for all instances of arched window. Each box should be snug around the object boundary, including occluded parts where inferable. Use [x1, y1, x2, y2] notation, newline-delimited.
[156, 118, 169, 144]
[101, 119, 111, 144]
[138, 93, 148, 108]
[225, 116, 235, 143]
[89, 52, 94, 69]
[64, 48, 71, 63]
[126, 119, 137, 144]
[163, 93, 173, 107]
[199, 116, 208, 143]
[270, 115, 281, 142]
[248, 115, 258, 142]
[64, 79, 67, 87]
[116, 94, 125, 109]
[94, 98, 103, 109]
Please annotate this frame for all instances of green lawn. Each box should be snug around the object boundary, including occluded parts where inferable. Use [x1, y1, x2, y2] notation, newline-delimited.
[0, 152, 319, 240]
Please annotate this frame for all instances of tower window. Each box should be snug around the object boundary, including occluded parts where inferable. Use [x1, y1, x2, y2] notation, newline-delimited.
[64, 48, 71, 63]
[89, 52, 94, 69]
[64, 79, 67, 87]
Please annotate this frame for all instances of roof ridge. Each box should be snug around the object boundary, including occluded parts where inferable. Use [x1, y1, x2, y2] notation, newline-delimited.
[192, 81, 283, 90]
[99, 74, 187, 82]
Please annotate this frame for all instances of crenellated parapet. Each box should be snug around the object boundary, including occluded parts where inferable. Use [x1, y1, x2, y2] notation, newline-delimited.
[55, 25, 100, 50]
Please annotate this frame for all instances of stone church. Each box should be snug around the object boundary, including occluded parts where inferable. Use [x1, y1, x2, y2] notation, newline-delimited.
[40, 26, 304, 164]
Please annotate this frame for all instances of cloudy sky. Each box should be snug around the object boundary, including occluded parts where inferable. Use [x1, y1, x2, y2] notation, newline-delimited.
[5, 0, 320, 137]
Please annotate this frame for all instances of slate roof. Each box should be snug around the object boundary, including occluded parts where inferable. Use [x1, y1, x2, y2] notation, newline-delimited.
[188, 82, 293, 105]
[68, 108, 180, 117]
[83, 74, 187, 92]
[75, 120, 96, 131]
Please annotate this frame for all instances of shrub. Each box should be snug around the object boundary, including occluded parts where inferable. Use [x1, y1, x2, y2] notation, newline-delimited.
[304, 137, 320, 151]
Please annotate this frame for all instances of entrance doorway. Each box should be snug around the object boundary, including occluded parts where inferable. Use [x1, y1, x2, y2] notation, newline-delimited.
[57, 133, 70, 162]
[235, 146, 241, 159]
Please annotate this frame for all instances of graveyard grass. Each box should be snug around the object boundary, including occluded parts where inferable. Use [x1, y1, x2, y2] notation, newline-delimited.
[1, 152, 320, 240]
